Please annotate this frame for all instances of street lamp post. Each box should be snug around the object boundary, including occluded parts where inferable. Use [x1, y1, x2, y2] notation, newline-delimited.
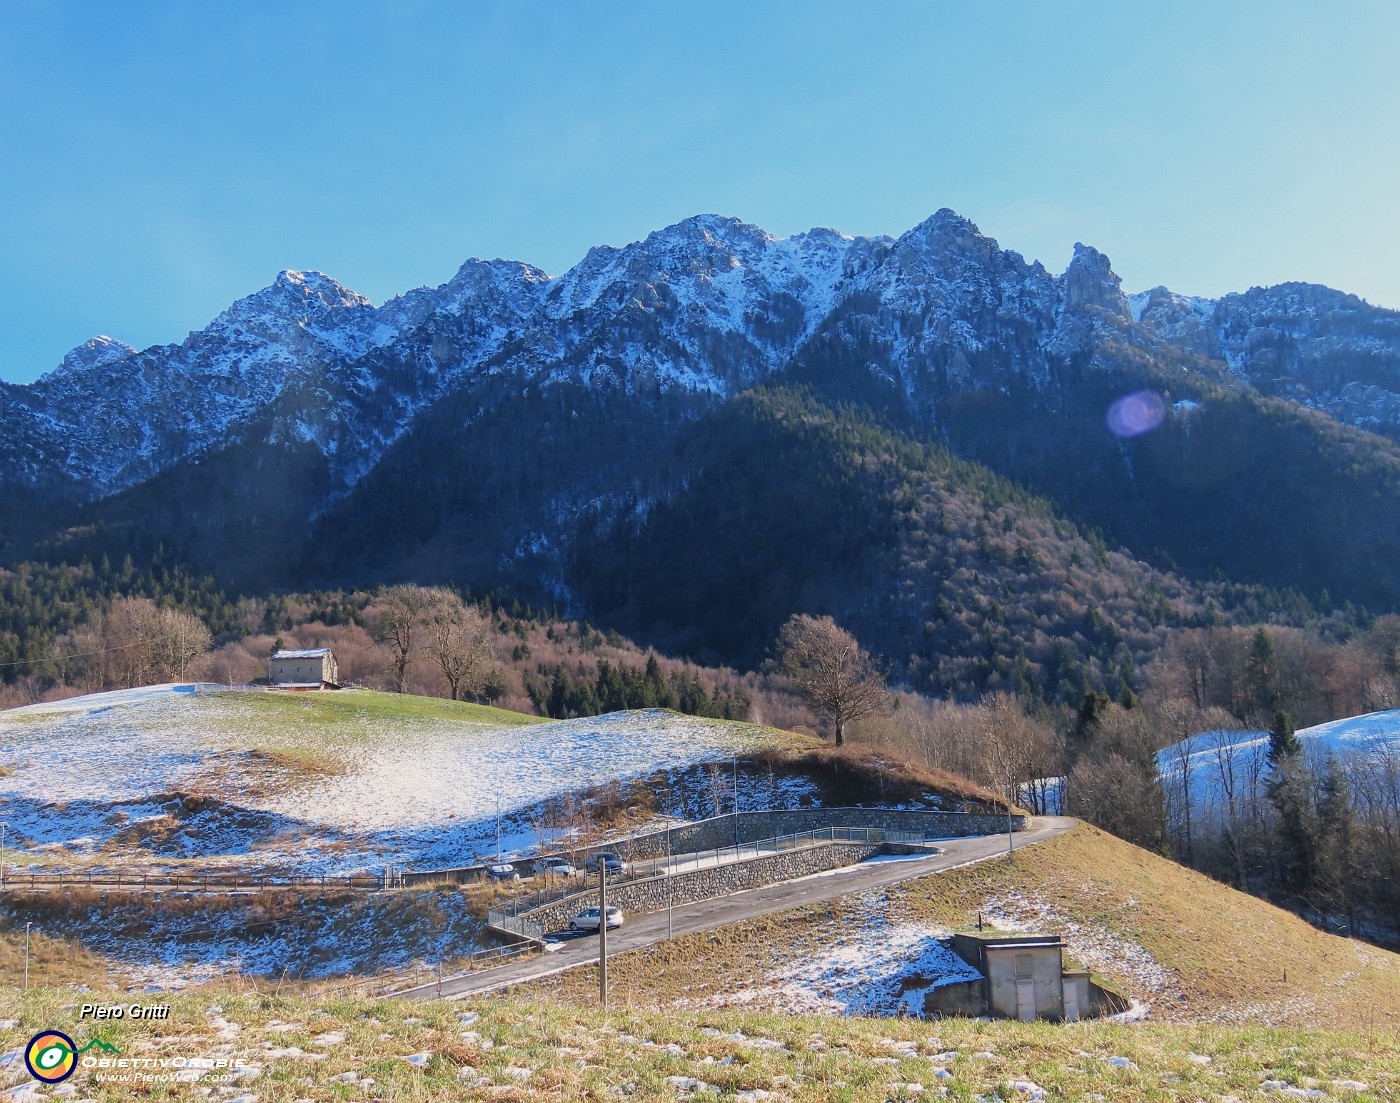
[24, 921, 31, 989]
[732, 758, 740, 848]
[666, 823, 673, 940]
[1, 820, 8, 890]
[1007, 769, 1015, 861]
[598, 863, 609, 1008]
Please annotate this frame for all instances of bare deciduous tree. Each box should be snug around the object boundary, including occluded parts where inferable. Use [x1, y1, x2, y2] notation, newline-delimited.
[421, 587, 498, 701]
[980, 692, 1040, 812]
[776, 614, 888, 747]
[98, 597, 212, 688]
[370, 584, 432, 692]
[1067, 751, 1166, 848]
[1154, 700, 1234, 863]
[161, 606, 213, 680]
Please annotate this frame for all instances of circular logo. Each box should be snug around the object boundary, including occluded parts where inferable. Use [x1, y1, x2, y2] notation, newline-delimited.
[24, 1031, 77, 1083]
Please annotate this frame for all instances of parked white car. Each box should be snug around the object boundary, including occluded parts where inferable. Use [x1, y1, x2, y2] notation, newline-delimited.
[536, 857, 578, 877]
[569, 906, 624, 931]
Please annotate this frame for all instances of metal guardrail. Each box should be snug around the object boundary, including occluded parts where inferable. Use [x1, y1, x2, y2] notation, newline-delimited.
[0, 871, 383, 893]
[2, 813, 967, 900]
[324, 937, 543, 999]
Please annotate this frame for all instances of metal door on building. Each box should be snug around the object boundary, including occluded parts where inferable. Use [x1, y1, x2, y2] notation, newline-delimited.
[1014, 954, 1035, 1022]
[1063, 980, 1080, 1022]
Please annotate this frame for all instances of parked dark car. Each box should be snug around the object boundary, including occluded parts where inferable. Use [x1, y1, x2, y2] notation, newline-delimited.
[585, 851, 628, 875]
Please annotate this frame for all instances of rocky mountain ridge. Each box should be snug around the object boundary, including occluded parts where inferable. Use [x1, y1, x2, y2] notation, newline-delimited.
[14, 208, 1396, 506]
[1130, 281, 1400, 435]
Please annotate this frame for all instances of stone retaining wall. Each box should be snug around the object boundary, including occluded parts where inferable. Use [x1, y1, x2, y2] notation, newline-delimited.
[406, 807, 1022, 887]
[570, 808, 1024, 867]
[517, 841, 883, 935]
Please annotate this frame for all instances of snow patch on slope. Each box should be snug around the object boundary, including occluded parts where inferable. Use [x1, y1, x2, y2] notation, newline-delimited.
[0, 689, 783, 875]
[677, 891, 981, 1016]
[1158, 709, 1400, 823]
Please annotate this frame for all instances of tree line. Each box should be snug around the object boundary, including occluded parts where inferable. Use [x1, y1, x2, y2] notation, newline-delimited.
[523, 655, 751, 721]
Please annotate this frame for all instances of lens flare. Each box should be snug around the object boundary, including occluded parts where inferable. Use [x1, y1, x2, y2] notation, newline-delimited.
[1106, 390, 1166, 438]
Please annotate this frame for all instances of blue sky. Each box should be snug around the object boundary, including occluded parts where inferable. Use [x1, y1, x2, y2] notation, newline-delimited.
[2, 1, 1397, 383]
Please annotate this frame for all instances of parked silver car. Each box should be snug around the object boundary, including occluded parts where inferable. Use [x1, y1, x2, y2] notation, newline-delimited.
[569, 906, 624, 931]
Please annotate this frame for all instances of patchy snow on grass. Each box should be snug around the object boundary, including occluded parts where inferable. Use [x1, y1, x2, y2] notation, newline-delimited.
[678, 892, 981, 1016]
[0, 688, 787, 875]
[981, 889, 1177, 1009]
[34, 886, 490, 987]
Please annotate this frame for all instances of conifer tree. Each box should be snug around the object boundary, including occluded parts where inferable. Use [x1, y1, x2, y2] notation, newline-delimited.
[1247, 628, 1280, 718]
[1266, 710, 1317, 899]
[1314, 753, 1356, 928]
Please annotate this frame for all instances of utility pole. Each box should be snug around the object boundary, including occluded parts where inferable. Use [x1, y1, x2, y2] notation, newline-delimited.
[598, 863, 609, 1008]
[24, 921, 31, 989]
[667, 823, 674, 940]
[1, 820, 8, 890]
[496, 792, 503, 863]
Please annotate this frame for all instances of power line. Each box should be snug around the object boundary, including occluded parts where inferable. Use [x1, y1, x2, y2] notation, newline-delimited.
[0, 642, 135, 669]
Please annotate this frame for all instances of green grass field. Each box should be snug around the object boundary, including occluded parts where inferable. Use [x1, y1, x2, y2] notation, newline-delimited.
[0, 987, 1393, 1102]
[217, 687, 547, 730]
[205, 688, 546, 777]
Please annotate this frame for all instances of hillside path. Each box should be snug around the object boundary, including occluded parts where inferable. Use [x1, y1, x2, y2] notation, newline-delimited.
[395, 815, 1077, 1001]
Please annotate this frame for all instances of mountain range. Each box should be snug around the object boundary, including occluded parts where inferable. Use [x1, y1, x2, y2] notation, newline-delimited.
[4, 210, 1400, 696]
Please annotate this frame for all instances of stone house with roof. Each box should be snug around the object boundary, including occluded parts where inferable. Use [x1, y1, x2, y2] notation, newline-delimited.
[268, 647, 340, 689]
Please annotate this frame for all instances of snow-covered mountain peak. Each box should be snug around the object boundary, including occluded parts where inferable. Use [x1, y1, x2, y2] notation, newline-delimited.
[636, 213, 781, 271]
[440, 257, 551, 311]
[273, 269, 373, 309]
[207, 268, 376, 340]
[792, 225, 854, 244]
[902, 207, 994, 251]
[888, 209, 1019, 292]
[672, 211, 773, 242]
[49, 335, 137, 380]
[1127, 286, 1216, 324]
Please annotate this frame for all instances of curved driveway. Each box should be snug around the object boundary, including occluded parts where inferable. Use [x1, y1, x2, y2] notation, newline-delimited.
[396, 816, 1077, 1001]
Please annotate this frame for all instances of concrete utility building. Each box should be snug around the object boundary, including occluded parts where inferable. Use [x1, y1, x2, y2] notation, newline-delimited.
[268, 647, 340, 689]
[924, 932, 1127, 1022]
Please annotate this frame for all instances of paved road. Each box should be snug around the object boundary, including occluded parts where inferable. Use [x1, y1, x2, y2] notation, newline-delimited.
[395, 816, 1077, 1001]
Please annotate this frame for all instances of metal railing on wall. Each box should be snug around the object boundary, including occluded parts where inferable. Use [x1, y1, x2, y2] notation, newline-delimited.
[0, 870, 383, 894]
[400, 806, 1018, 888]
[488, 823, 928, 924]
[391, 820, 947, 995]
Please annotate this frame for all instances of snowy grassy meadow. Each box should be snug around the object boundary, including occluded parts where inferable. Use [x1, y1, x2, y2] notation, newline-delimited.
[1157, 709, 1400, 826]
[1028, 709, 1400, 820]
[1, 987, 1394, 1102]
[0, 685, 789, 876]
